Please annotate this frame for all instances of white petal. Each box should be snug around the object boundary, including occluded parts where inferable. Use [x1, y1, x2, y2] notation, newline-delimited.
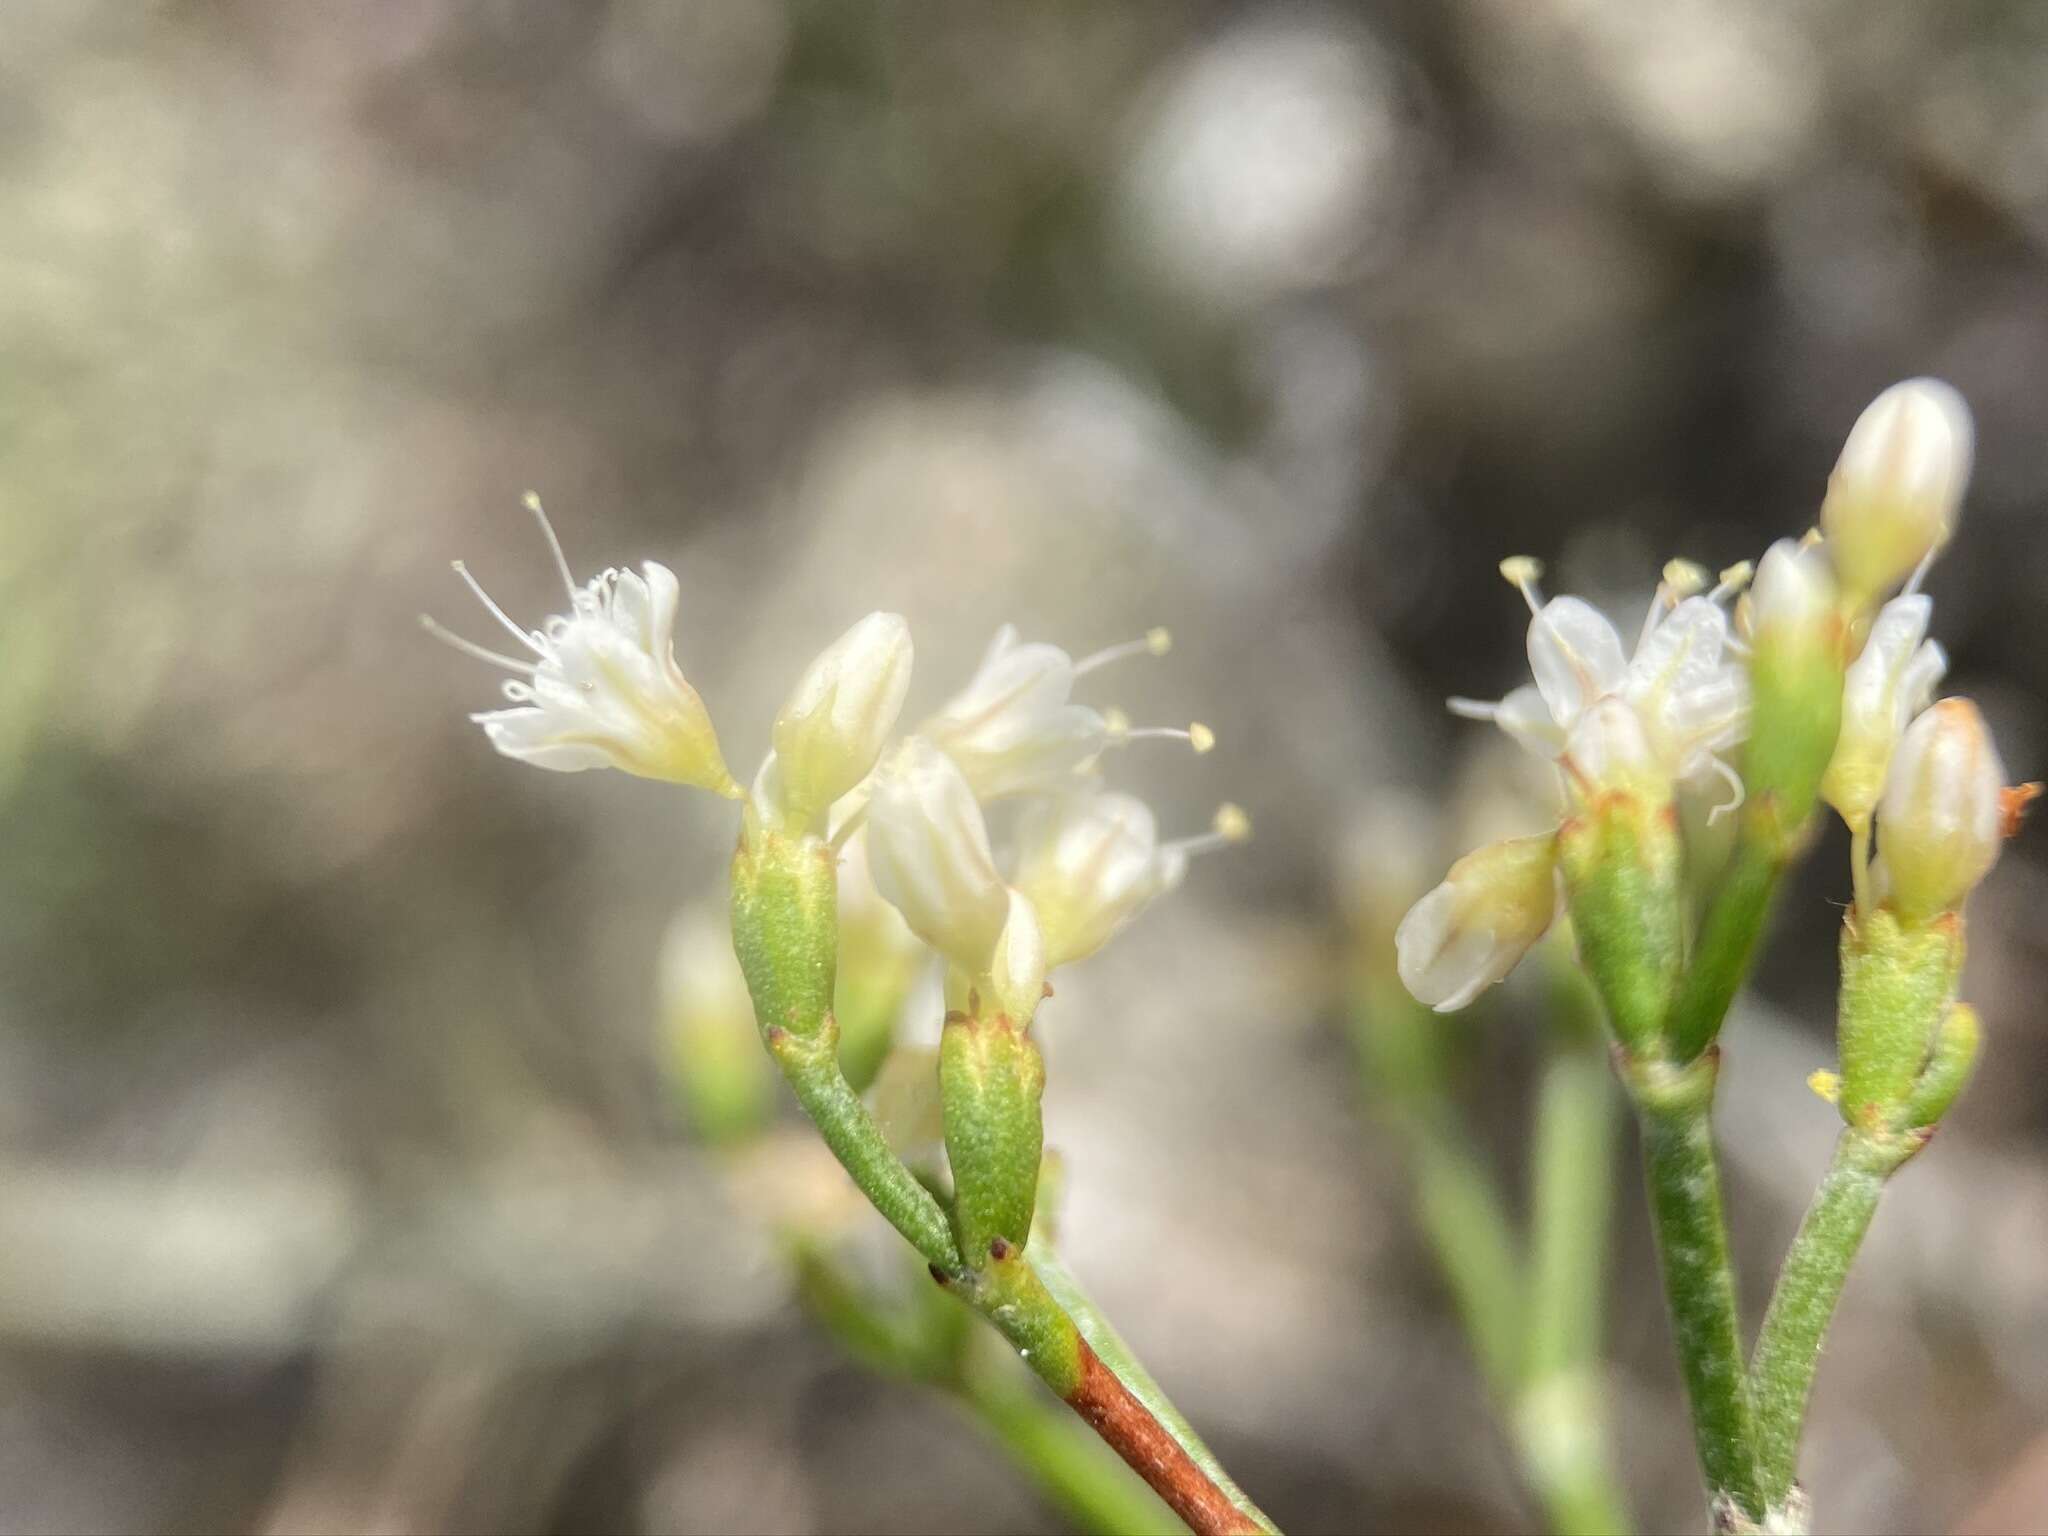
[1527, 597, 1627, 727]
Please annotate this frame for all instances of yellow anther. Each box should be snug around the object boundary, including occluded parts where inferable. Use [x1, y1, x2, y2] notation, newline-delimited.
[1213, 803, 1251, 843]
[1146, 627, 1173, 657]
[1717, 560, 1755, 594]
[1806, 1069, 1841, 1105]
[1662, 559, 1710, 599]
[1189, 722, 1215, 754]
[1499, 556, 1544, 588]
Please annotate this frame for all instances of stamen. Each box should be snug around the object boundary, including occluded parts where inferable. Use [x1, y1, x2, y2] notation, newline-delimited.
[1704, 756, 1746, 825]
[1165, 803, 1253, 859]
[1499, 556, 1545, 614]
[420, 614, 540, 674]
[1104, 708, 1213, 753]
[1446, 696, 1503, 721]
[452, 561, 544, 654]
[1662, 559, 1710, 600]
[1798, 527, 1824, 551]
[1710, 561, 1754, 604]
[1902, 547, 1936, 597]
[1073, 627, 1173, 676]
[522, 491, 580, 604]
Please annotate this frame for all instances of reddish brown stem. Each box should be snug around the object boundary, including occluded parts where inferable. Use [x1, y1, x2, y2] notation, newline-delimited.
[1064, 1340, 1260, 1536]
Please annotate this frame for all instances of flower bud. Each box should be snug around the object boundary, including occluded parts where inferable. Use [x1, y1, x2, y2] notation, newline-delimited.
[1011, 791, 1171, 968]
[865, 736, 1011, 976]
[1819, 379, 1973, 607]
[1749, 538, 1838, 650]
[769, 612, 913, 828]
[1872, 698, 2006, 924]
[1395, 833, 1559, 1012]
[659, 904, 775, 1144]
[1821, 594, 1945, 828]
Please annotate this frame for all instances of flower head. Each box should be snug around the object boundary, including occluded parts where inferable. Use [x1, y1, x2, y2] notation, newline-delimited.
[1872, 698, 2007, 923]
[1820, 378, 1973, 607]
[425, 495, 738, 795]
[1395, 833, 1560, 1011]
[1450, 558, 1748, 811]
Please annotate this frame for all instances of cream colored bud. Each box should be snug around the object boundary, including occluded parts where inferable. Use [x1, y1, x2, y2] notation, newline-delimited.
[1874, 698, 2006, 923]
[1749, 537, 1839, 649]
[1395, 834, 1560, 1012]
[770, 612, 913, 826]
[865, 736, 1011, 974]
[988, 887, 1049, 1023]
[1820, 379, 1973, 605]
[1822, 593, 1945, 826]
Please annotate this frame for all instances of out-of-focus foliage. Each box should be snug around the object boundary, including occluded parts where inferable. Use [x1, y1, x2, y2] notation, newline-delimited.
[1, 2, 2043, 1531]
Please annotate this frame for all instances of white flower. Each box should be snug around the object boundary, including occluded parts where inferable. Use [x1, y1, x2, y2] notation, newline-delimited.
[1009, 790, 1249, 967]
[425, 495, 738, 795]
[921, 625, 1198, 802]
[865, 736, 1014, 974]
[1822, 592, 1947, 827]
[1395, 833, 1560, 1011]
[1820, 378, 1973, 605]
[768, 612, 914, 828]
[1872, 697, 2006, 923]
[1450, 558, 1748, 808]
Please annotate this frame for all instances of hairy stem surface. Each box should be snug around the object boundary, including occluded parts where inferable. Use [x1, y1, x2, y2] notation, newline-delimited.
[1748, 1129, 1905, 1507]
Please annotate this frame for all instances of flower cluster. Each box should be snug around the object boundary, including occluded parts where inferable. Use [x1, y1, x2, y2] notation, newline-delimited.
[428, 497, 1243, 1028]
[1399, 378, 2026, 1014]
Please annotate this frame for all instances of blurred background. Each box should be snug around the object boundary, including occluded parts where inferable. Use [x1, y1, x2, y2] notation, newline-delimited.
[3, 1, 2045, 1532]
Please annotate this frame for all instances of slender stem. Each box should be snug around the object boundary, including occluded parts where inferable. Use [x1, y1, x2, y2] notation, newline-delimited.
[770, 1027, 962, 1273]
[961, 1363, 1182, 1536]
[1666, 835, 1782, 1063]
[1408, 1119, 1526, 1389]
[1032, 1247, 1279, 1535]
[1626, 1054, 1761, 1519]
[1520, 1028, 1630, 1536]
[1748, 1129, 1907, 1507]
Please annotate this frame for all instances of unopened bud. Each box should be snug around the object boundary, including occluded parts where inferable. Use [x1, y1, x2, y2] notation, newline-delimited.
[1820, 379, 1973, 607]
[1873, 698, 2006, 923]
[769, 612, 913, 828]
[1822, 594, 1945, 828]
[1394, 833, 1559, 1012]
[866, 737, 1011, 977]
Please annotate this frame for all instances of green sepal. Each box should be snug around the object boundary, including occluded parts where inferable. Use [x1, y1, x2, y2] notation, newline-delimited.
[1559, 790, 1685, 1053]
[1743, 623, 1846, 842]
[941, 1011, 1046, 1265]
[729, 807, 838, 1047]
[1837, 908, 1961, 1131]
[1900, 1001, 1980, 1132]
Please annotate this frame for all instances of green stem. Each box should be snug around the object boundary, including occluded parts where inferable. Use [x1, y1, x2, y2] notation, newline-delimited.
[1666, 836, 1782, 1063]
[1626, 1054, 1761, 1519]
[1407, 1119, 1526, 1391]
[961, 1360, 1182, 1536]
[771, 1027, 962, 1273]
[1520, 1030, 1630, 1536]
[1748, 1129, 1907, 1508]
